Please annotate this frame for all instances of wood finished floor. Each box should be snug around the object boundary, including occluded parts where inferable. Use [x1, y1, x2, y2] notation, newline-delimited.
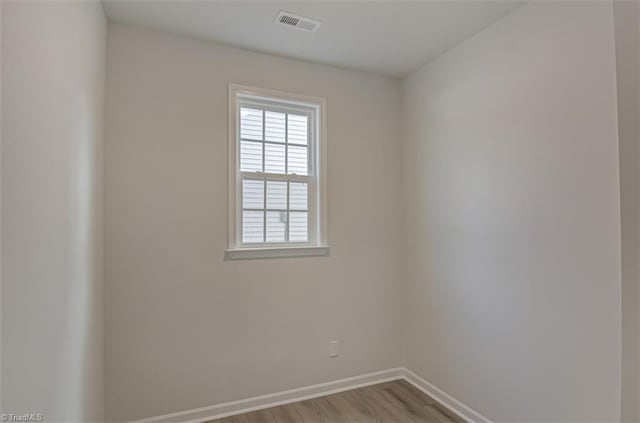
[207, 380, 464, 423]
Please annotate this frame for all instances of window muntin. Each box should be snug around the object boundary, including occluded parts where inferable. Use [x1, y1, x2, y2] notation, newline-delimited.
[235, 97, 317, 247]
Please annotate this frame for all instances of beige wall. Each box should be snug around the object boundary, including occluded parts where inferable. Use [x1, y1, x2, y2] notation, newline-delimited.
[1, 0, 4, 415]
[104, 24, 402, 422]
[401, 2, 622, 421]
[615, 1, 640, 421]
[103, 3, 635, 421]
[0, 2, 633, 422]
[1, 1, 106, 422]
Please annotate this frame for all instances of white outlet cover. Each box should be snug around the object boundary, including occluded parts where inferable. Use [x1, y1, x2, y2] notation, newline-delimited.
[329, 340, 339, 358]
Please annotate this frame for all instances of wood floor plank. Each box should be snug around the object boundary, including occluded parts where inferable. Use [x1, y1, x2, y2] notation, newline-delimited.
[291, 398, 329, 423]
[393, 380, 437, 405]
[270, 404, 302, 423]
[356, 385, 421, 423]
[389, 380, 464, 423]
[244, 408, 279, 423]
[371, 382, 443, 422]
[324, 392, 378, 423]
[218, 413, 251, 423]
[313, 396, 352, 423]
[330, 389, 382, 423]
[390, 382, 451, 423]
[203, 380, 457, 423]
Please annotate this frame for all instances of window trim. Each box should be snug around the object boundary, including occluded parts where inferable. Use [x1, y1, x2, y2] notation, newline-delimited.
[226, 83, 328, 259]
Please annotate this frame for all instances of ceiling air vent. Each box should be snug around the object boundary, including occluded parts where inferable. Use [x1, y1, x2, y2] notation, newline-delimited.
[275, 11, 321, 33]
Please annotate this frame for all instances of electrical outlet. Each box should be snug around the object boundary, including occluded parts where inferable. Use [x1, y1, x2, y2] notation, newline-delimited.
[329, 340, 339, 358]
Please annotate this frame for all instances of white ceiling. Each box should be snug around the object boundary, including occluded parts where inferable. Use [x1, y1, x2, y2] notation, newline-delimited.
[102, 1, 523, 78]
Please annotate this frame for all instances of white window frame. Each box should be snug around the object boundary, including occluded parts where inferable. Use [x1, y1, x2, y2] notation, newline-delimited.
[226, 83, 328, 259]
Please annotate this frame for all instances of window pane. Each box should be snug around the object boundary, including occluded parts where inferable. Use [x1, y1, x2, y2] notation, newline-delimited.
[266, 180, 287, 210]
[240, 140, 262, 172]
[289, 212, 308, 242]
[265, 143, 285, 174]
[289, 182, 307, 211]
[288, 145, 308, 175]
[242, 179, 264, 209]
[240, 108, 263, 140]
[265, 111, 285, 143]
[266, 211, 286, 243]
[288, 114, 308, 145]
[242, 211, 264, 243]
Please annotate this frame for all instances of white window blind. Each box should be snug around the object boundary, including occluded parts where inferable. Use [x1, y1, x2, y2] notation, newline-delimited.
[228, 85, 327, 258]
[237, 97, 318, 248]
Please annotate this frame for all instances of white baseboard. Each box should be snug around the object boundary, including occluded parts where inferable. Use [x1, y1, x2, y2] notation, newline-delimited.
[129, 368, 404, 423]
[401, 368, 492, 423]
[128, 367, 491, 423]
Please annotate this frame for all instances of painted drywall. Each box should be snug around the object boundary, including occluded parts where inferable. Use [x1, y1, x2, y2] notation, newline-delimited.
[104, 24, 402, 422]
[401, 2, 622, 421]
[615, 1, 640, 421]
[0, 0, 4, 415]
[0, 0, 4, 416]
[1, 1, 106, 422]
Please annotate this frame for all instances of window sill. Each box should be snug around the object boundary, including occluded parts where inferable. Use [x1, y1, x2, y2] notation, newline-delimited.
[225, 245, 330, 260]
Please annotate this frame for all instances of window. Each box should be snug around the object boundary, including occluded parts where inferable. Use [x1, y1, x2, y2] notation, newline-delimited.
[227, 84, 328, 259]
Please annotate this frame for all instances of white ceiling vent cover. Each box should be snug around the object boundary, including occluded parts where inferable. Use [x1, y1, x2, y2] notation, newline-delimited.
[275, 11, 321, 33]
